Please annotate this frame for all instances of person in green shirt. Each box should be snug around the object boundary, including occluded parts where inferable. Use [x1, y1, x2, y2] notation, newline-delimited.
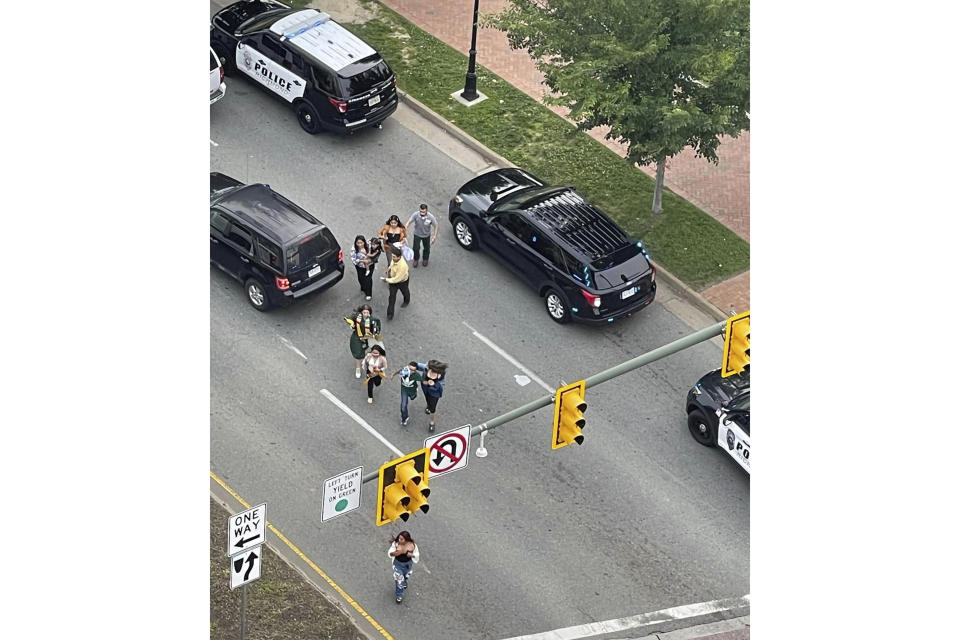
[392, 361, 424, 426]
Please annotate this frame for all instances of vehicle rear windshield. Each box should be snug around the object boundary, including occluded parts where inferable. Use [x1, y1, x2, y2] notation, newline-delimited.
[287, 228, 336, 270]
[337, 58, 391, 96]
[590, 244, 649, 289]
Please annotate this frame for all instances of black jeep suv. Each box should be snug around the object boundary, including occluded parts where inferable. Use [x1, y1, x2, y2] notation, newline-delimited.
[210, 1, 398, 134]
[449, 168, 656, 324]
[210, 172, 344, 310]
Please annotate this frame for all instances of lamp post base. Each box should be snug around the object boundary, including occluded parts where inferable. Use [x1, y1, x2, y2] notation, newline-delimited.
[451, 89, 488, 106]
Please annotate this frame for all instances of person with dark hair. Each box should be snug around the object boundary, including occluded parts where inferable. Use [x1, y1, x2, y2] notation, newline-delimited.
[361, 344, 387, 404]
[387, 531, 420, 604]
[416, 359, 447, 432]
[366, 236, 384, 276]
[377, 214, 407, 247]
[405, 203, 438, 267]
[350, 235, 374, 300]
[346, 304, 381, 379]
[391, 361, 424, 427]
[381, 246, 410, 320]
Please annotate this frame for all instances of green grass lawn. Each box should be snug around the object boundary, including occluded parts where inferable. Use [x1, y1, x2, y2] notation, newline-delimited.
[340, 1, 749, 289]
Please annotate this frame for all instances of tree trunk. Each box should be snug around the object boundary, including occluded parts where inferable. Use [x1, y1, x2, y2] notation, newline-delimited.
[652, 157, 665, 213]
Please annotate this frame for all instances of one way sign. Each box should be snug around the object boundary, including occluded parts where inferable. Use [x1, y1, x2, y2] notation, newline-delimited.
[227, 503, 267, 557]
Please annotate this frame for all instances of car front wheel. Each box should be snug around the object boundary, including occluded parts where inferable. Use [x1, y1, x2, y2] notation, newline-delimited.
[544, 288, 571, 324]
[244, 278, 271, 311]
[687, 410, 716, 447]
[295, 101, 322, 135]
[452, 215, 477, 250]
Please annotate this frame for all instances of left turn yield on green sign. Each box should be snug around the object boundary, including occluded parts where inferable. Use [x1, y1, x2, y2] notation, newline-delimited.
[322, 466, 363, 522]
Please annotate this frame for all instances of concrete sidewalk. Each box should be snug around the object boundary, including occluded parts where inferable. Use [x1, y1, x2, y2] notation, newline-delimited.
[376, 0, 750, 315]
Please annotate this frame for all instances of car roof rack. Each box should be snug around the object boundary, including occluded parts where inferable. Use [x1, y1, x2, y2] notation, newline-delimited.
[271, 9, 377, 72]
[523, 190, 632, 261]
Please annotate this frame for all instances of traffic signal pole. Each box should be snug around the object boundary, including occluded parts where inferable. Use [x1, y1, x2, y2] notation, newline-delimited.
[360, 319, 727, 484]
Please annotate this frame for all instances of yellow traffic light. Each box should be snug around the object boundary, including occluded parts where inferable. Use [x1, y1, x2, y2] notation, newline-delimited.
[376, 449, 431, 526]
[722, 311, 750, 378]
[552, 380, 586, 450]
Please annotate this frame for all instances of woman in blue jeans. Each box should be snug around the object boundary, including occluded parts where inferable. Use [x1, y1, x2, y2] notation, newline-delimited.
[388, 531, 420, 603]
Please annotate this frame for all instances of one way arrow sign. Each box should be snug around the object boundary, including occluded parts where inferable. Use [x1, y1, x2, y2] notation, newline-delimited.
[227, 503, 267, 557]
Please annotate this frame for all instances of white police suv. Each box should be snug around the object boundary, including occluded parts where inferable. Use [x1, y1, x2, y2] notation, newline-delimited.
[686, 368, 751, 474]
[211, 1, 398, 134]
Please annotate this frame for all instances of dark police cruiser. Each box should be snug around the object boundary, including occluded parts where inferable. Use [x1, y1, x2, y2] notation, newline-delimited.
[210, 172, 345, 311]
[686, 367, 751, 474]
[449, 168, 656, 324]
[211, 1, 398, 134]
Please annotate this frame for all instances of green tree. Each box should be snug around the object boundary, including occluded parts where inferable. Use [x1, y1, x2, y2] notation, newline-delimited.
[485, 0, 749, 213]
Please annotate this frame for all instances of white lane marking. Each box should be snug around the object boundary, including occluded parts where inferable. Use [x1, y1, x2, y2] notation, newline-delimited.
[279, 336, 307, 361]
[320, 389, 403, 457]
[497, 594, 750, 640]
[210, 139, 219, 147]
[462, 321, 554, 393]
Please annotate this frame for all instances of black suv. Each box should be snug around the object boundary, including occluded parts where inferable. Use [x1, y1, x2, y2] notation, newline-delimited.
[211, 1, 398, 134]
[449, 168, 656, 324]
[686, 367, 751, 474]
[210, 172, 344, 310]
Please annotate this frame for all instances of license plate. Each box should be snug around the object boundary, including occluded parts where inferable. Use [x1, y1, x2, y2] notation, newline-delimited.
[308, 265, 323, 278]
[621, 286, 638, 300]
[368, 94, 381, 106]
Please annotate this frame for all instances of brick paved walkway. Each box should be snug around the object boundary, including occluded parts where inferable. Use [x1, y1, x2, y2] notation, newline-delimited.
[379, 0, 749, 313]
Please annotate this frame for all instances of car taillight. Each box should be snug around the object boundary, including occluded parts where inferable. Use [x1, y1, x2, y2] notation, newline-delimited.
[329, 96, 348, 114]
[651, 265, 656, 282]
[275, 276, 290, 290]
[580, 290, 601, 308]
[392, 75, 397, 89]
[219, 65, 224, 84]
[338, 249, 343, 263]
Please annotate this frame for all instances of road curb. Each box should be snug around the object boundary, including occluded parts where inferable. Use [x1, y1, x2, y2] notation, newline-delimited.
[398, 90, 730, 325]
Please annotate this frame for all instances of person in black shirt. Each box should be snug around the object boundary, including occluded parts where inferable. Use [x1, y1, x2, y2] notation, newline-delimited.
[387, 530, 420, 603]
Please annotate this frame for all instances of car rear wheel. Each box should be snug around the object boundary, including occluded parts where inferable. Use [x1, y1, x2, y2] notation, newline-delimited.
[244, 278, 271, 311]
[544, 288, 571, 324]
[687, 410, 716, 447]
[213, 45, 235, 76]
[452, 215, 477, 250]
[295, 101, 322, 135]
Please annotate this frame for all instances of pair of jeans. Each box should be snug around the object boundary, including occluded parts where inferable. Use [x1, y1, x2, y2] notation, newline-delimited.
[387, 280, 410, 316]
[393, 559, 412, 598]
[412, 234, 431, 261]
[400, 392, 412, 422]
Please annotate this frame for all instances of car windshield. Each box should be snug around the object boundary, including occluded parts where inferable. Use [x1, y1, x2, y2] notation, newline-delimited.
[490, 186, 556, 213]
[337, 58, 391, 95]
[287, 229, 335, 270]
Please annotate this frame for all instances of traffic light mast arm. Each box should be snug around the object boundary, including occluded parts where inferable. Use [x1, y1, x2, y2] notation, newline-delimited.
[360, 319, 727, 484]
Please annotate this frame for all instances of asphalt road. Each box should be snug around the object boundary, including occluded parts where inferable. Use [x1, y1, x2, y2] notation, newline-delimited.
[209, 19, 749, 640]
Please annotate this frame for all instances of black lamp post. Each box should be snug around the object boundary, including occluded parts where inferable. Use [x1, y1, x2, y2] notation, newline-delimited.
[460, 0, 481, 101]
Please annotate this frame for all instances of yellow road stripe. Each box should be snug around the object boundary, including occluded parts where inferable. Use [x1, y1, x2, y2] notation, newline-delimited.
[210, 471, 395, 640]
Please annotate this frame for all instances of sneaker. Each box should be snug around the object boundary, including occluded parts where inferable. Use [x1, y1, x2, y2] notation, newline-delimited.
[401, 301, 409, 308]
[422, 259, 429, 267]
[367, 397, 373, 404]
[428, 422, 435, 432]
[401, 417, 410, 426]
[412, 259, 419, 268]
[355, 368, 361, 379]
[365, 295, 371, 301]
[425, 408, 430, 415]
[387, 313, 394, 321]
[396, 596, 403, 604]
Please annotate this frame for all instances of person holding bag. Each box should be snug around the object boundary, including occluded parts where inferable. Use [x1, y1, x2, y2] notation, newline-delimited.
[361, 345, 387, 404]
[346, 304, 381, 379]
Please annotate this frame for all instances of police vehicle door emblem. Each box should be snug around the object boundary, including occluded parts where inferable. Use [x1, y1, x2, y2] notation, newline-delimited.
[236, 43, 306, 103]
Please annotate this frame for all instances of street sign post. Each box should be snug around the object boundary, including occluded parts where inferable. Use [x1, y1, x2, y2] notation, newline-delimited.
[227, 503, 267, 557]
[424, 425, 471, 477]
[321, 466, 363, 522]
[230, 545, 263, 590]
